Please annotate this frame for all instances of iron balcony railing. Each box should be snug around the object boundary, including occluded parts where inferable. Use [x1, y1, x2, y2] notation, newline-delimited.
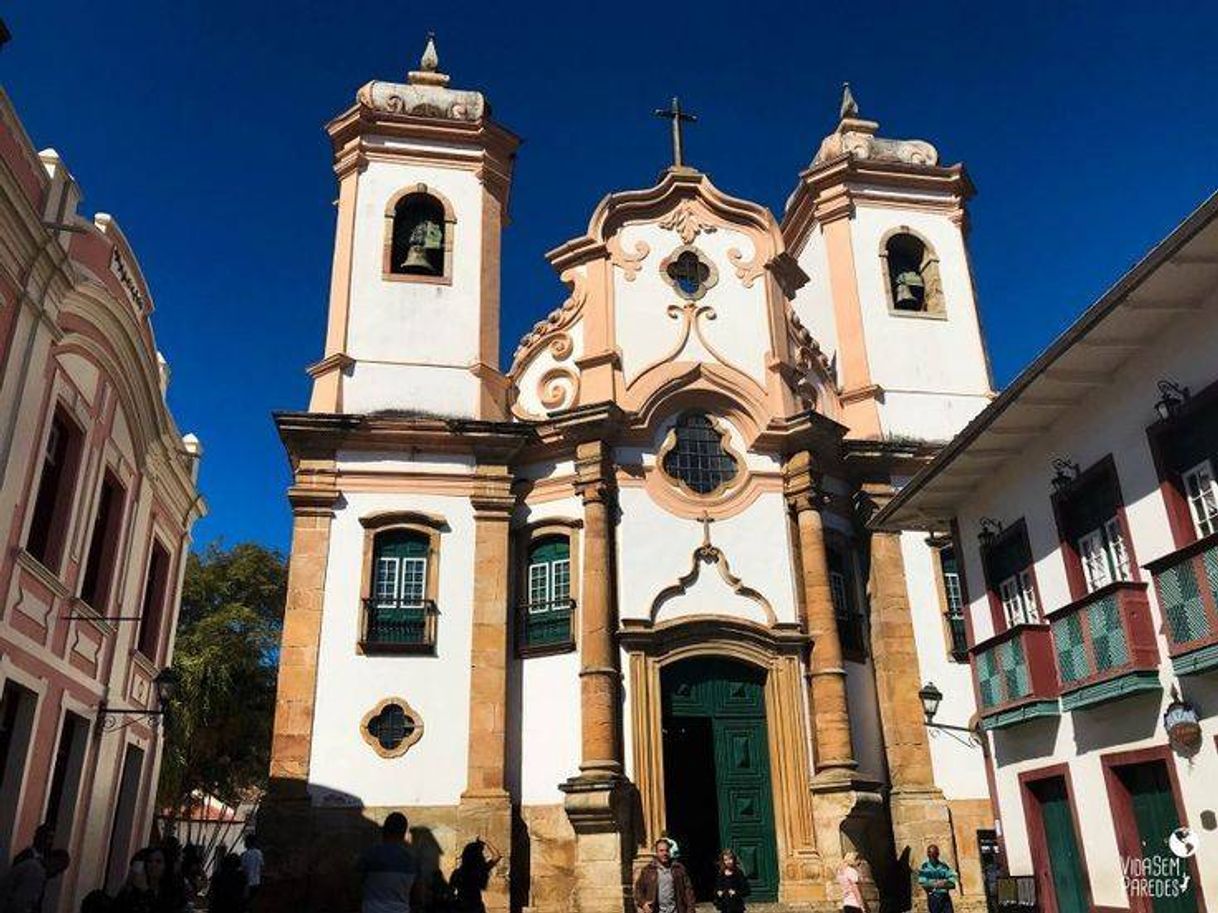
[361, 598, 438, 653]
[518, 598, 575, 653]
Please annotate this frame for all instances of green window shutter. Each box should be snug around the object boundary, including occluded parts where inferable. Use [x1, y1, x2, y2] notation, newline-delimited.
[523, 537, 573, 649]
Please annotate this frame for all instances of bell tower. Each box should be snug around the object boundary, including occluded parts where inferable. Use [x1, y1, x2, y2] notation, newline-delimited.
[782, 85, 993, 442]
[308, 36, 519, 419]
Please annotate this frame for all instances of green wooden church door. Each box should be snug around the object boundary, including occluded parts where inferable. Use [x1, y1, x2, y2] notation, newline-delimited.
[662, 658, 780, 901]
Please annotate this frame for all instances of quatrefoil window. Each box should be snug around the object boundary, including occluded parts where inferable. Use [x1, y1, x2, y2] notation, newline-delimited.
[361, 697, 424, 758]
[660, 245, 718, 301]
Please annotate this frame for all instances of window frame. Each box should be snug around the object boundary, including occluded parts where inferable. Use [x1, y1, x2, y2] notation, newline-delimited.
[1182, 459, 1218, 539]
[135, 532, 174, 661]
[932, 539, 970, 661]
[24, 404, 86, 575]
[825, 534, 867, 661]
[1049, 455, 1140, 602]
[1146, 377, 1218, 550]
[78, 467, 131, 615]
[515, 520, 581, 658]
[657, 412, 745, 500]
[358, 512, 446, 655]
[359, 696, 424, 759]
[980, 518, 1045, 634]
[381, 184, 456, 285]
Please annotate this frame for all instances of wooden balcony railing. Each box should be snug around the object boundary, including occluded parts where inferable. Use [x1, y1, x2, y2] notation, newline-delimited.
[1047, 581, 1160, 710]
[972, 623, 1060, 730]
[1148, 531, 1218, 675]
[361, 598, 438, 654]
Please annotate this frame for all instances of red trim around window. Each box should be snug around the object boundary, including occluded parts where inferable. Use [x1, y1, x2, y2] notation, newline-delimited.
[980, 518, 1044, 634]
[1050, 455, 1142, 603]
[1099, 744, 1206, 913]
[1018, 764, 1094, 913]
[1146, 375, 1218, 551]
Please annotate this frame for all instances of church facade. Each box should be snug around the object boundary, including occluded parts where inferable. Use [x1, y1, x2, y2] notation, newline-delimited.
[263, 40, 995, 913]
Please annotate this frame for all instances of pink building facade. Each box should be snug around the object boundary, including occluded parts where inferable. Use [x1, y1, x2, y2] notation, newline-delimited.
[0, 89, 203, 911]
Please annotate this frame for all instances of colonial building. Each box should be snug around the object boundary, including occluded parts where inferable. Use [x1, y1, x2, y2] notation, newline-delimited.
[264, 41, 995, 912]
[0, 90, 204, 910]
[876, 194, 1218, 913]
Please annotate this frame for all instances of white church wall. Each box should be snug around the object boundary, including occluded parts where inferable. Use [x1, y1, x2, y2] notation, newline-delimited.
[790, 228, 839, 368]
[516, 494, 584, 803]
[342, 151, 488, 417]
[308, 490, 476, 808]
[848, 202, 991, 442]
[899, 531, 988, 801]
[615, 488, 797, 626]
[613, 221, 770, 390]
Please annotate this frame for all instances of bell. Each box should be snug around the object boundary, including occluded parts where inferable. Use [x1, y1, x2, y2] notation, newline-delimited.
[894, 269, 925, 307]
[400, 218, 444, 274]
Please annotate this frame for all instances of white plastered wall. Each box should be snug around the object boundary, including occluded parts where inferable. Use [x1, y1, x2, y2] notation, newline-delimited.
[613, 222, 772, 391]
[341, 139, 488, 417]
[849, 200, 991, 441]
[308, 488, 475, 808]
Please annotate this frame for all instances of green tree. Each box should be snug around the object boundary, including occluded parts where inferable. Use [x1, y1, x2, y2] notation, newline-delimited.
[158, 542, 287, 812]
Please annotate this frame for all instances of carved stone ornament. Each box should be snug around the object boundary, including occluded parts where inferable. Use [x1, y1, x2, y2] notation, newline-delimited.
[360, 697, 424, 759]
[811, 88, 938, 167]
[658, 200, 719, 244]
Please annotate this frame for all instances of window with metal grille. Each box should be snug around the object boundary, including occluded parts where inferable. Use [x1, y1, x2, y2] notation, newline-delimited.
[365, 530, 433, 648]
[827, 547, 866, 656]
[366, 703, 416, 751]
[662, 413, 739, 495]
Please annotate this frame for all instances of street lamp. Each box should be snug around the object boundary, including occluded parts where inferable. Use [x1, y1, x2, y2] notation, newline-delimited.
[99, 666, 179, 732]
[1050, 458, 1080, 494]
[977, 518, 1003, 549]
[918, 681, 978, 738]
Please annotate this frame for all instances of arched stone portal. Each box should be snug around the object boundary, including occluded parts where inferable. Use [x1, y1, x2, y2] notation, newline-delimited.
[620, 616, 827, 905]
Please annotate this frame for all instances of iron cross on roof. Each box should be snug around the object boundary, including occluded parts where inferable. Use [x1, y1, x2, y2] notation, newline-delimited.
[654, 96, 696, 168]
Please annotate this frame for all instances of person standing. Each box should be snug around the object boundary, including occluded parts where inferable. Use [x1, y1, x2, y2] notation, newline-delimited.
[836, 852, 866, 913]
[713, 849, 749, 913]
[633, 838, 695, 913]
[358, 813, 419, 913]
[917, 845, 958, 913]
[0, 848, 69, 913]
[239, 835, 263, 907]
[10, 825, 53, 868]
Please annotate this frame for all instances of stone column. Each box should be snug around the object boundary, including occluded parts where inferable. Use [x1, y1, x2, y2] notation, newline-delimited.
[260, 466, 338, 913]
[784, 451, 856, 778]
[460, 466, 515, 913]
[867, 524, 955, 912]
[562, 440, 631, 913]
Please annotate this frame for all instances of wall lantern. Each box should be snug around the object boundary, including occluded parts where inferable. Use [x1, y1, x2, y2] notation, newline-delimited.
[977, 517, 1004, 548]
[1164, 691, 1202, 758]
[918, 681, 979, 740]
[98, 666, 179, 733]
[1050, 458, 1081, 494]
[1154, 380, 1190, 421]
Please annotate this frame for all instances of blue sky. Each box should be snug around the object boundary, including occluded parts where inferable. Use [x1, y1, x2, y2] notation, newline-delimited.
[4, 3, 1216, 552]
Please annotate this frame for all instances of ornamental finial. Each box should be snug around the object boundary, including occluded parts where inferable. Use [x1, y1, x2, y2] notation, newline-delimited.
[840, 82, 859, 120]
[420, 32, 439, 72]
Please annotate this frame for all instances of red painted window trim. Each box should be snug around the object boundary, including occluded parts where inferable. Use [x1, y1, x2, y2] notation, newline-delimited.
[1050, 455, 1142, 603]
[1145, 375, 1218, 551]
[980, 518, 1045, 634]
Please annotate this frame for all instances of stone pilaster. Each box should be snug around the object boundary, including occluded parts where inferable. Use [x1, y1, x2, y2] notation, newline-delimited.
[461, 465, 515, 913]
[783, 451, 856, 778]
[562, 440, 631, 913]
[866, 522, 955, 912]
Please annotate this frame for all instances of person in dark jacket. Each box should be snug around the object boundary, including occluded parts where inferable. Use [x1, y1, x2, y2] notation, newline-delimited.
[207, 854, 247, 913]
[633, 839, 695, 913]
[713, 850, 750, 913]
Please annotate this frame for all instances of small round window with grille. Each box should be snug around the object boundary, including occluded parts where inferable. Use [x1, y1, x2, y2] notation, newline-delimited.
[361, 697, 424, 758]
[660, 413, 741, 496]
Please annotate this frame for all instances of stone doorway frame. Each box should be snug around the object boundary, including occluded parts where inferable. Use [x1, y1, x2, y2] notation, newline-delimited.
[620, 616, 824, 903]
